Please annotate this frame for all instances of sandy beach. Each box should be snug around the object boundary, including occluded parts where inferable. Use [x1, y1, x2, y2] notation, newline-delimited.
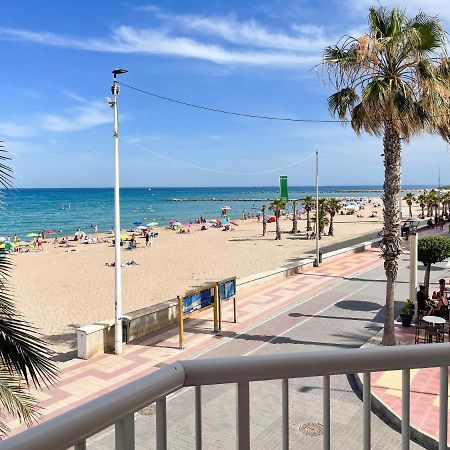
[11, 198, 419, 354]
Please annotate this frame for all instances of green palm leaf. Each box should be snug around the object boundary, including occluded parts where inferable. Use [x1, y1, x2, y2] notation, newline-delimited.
[0, 143, 58, 437]
[0, 366, 41, 437]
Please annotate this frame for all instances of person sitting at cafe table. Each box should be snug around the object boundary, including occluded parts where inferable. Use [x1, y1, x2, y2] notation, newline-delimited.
[417, 285, 433, 315]
[439, 278, 447, 295]
[430, 291, 448, 317]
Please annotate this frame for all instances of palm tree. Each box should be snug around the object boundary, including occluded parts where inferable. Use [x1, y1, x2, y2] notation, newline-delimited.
[323, 7, 450, 345]
[291, 200, 298, 233]
[302, 196, 314, 231]
[442, 192, 450, 216]
[427, 189, 439, 218]
[261, 205, 267, 236]
[0, 143, 58, 436]
[313, 210, 330, 238]
[325, 198, 342, 236]
[270, 198, 286, 240]
[416, 193, 427, 219]
[403, 193, 415, 217]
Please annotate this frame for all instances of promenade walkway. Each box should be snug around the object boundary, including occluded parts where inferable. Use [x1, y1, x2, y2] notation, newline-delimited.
[7, 246, 382, 436]
[6, 228, 448, 448]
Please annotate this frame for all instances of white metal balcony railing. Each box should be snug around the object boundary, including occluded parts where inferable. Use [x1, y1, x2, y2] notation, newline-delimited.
[2, 343, 450, 450]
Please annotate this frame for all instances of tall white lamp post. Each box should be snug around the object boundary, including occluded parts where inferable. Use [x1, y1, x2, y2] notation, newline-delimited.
[110, 68, 128, 355]
[314, 150, 320, 267]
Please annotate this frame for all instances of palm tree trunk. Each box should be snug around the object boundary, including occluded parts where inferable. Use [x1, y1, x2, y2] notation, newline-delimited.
[424, 263, 432, 296]
[306, 210, 311, 231]
[421, 205, 425, 218]
[381, 120, 402, 347]
[328, 213, 334, 236]
[275, 211, 281, 240]
[291, 201, 298, 233]
[262, 206, 266, 236]
[408, 203, 412, 217]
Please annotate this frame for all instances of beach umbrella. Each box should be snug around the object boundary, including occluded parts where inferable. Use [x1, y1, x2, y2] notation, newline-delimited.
[146, 222, 158, 227]
[173, 222, 182, 227]
[345, 204, 359, 211]
[0, 237, 6, 242]
[133, 221, 143, 226]
[27, 233, 39, 237]
[137, 225, 148, 230]
[222, 206, 231, 210]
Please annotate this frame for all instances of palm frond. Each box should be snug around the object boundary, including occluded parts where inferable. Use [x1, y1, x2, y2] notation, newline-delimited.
[409, 12, 447, 52]
[0, 143, 12, 188]
[327, 87, 359, 119]
[0, 259, 59, 388]
[0, 366, 41, 438]
[369, 6, 389, 39]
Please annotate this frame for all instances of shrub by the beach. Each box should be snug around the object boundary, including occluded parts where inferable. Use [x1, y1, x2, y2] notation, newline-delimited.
[418, 236, 450, 295]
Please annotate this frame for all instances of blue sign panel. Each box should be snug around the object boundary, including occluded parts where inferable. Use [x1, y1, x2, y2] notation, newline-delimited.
[182, 288, 212, 316]
[219, 279, 236, 301]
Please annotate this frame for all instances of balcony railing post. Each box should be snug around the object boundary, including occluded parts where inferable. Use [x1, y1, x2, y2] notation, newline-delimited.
[157, 397, 167, 450]
[195, 386, 202, 450]
[115, 413, 135, 450]
[323, 375, 330, 450]
[439, 366, 448, 450]
[401, 369, 410, 450]
[236, 381, 250, 450]
[363, 372, 371, 450]
[282, 378, 289, 450]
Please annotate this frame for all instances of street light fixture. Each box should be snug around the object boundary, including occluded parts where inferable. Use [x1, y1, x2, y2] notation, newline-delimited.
[110, 68, 127, 355]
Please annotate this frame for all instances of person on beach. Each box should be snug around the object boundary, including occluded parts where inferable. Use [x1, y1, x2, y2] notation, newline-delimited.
[145, 231, 150, 247]
[37, 237, 43, 251]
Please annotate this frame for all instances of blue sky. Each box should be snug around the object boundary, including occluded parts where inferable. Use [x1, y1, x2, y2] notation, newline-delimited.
[1, 0, 450, 188]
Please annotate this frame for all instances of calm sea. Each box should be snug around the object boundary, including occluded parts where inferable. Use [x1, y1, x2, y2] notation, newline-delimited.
[0, 185, 433, 238]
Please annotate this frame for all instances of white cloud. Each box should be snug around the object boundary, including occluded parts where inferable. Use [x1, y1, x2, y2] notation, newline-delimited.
[166, 14, 330, 53]
[42, 100, 110, 132]
[63, 90, 88, 103]
[0, 21, 324, 67]
[0, 121, 34, 138]
[0, 97, 111, 138]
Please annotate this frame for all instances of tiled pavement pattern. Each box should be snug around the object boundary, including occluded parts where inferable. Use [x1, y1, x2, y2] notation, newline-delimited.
[7, 247, 383, 436]
[87, 248, 426, 449]
[7, 228, 450, 449]
[370, 323, 450, 445]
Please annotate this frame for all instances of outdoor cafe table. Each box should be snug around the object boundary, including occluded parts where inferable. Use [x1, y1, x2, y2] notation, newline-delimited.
[423, 316, 446, 343]
[423, 316, 445, 325]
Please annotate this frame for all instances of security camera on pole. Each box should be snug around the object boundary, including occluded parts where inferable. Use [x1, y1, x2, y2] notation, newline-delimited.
[109, 68, 128, 355]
